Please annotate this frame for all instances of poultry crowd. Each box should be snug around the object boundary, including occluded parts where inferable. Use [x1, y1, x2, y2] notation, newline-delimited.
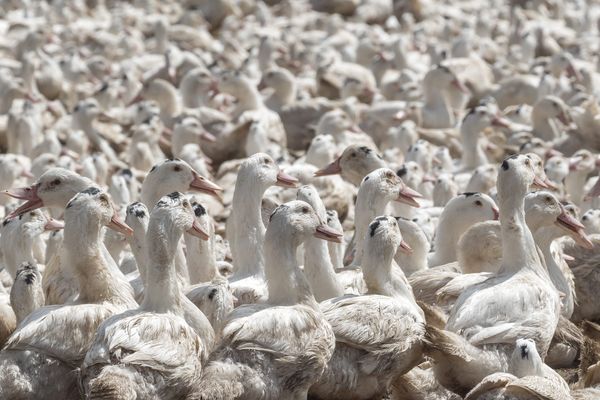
[1, 0, 600, 399]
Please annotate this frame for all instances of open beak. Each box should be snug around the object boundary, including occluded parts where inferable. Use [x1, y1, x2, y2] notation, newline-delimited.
[189, 172, 223, 199]
[532, 175, 550, 190]
[398, 239, 413, 254]
[275, 171, 299, 188]
[314, 157, 341, 177]
[44, 218, 64, 231]
[106, 214, 133, 236]
[492, 206, 500, 220]
[396, 185, 422, 208]
[314, 224, 343, 243]
[4, 184, 43, 218]
[187, 220, 209, 240]
[555, 207, 593, 249]
[451, 78, 469, 94]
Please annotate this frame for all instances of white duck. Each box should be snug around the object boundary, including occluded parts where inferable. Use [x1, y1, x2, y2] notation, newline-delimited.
[192, 201, 340, 399]
[310, 216, 425, 400]
[81, 192, 214, 400]
[315, 144, 387, 186]
[426, 155, 561, 396]
[9, 262, 44, 324]
[226, 153, 299, 305]
[0, 187, 136, 399]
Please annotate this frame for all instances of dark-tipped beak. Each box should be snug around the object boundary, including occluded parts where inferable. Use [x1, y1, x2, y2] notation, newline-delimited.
[314, 157, 342, 177]
[275, 171, 299, 188]
[106, 214, 133, 236]
[187, 220, 210, 240]
[396, 185, 422, 208]
[189, 172, 223, 200]
[314, 224, 343, 243]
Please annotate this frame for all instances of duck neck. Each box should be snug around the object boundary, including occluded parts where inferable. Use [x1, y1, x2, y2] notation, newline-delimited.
[273, 80, 296, 106]
[234, 82, 262, 116]
[363, 244, 418, 305]
[229, 174, 268, 278]
[64, 217, 133, 306]
[532, 109, 560, 141]
[431, 213, 465, 266]
[498, 188, 543, 275]
[158, 87, 181, 118]
[303, 236, 344, 302]
[141, 218, 184, 314]
[127, 225, 148, 285]
[184, 226, 218, 284]
[423, 82, 453, 127]
[460, 125, 489, 169]
[534, 228, 573, 317]
[352, 191, 391, 266]
[264, 226, 318, 309]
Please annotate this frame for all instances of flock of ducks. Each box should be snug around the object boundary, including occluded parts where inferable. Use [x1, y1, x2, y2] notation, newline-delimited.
[2, 0, 600, 399]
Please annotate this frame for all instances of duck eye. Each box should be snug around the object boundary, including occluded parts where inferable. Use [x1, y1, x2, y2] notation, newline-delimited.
[264, 158, 271, 164]
[52, 179, 61, 186]
[99, 194, 109, 203]
[173, 165, 182, 172]
[182, 200, 190, 208]
[301, 207, 309, 213]
[474, 200, 482, 206]
[350, 153, 356, 158]
[545, 196, 551, 202]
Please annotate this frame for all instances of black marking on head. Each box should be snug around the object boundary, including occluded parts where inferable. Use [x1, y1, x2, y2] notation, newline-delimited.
[165, 158, 181, 163]
[22, 271, 35, 285]
[192, 202, 206, 217]
[121, 168, 132, 178]
[501, 160, 509, 171]
[208, 288, 218, 300]
[395, 216, 411, 221]
[2, 218, 12, 226]
[128, 202, 147, 219]
[81, 187, 102, 196]
[369, 220, 381, 237]
[18, 214, 23, 220]
[269, 204, 289, 222]
[462, 192, 479, 197]
[167, 192, 181, 200]
[358, 146, 372, 154]
[396, 166, 407, 177]
[436, 64, 451, 73]
[363, 176, 370, 182]
[149, 165, 157, 173]
[520, 344, 529, 359]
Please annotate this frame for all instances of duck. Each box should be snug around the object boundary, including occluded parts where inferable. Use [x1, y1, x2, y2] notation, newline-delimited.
[315, 144, 387, 186]
[190, 201, 340, 399]
[310, 216, 425, 399]
[394, 216, 430, 277]
[582, 209, 600, 234]
[0, 209, 62, 279]
[0, 187, 137, 399]
[424, 155, 561, 396]
[81, 192, 214, 400]
[9, 262, 44, 324]
[420, 65, 468, 129]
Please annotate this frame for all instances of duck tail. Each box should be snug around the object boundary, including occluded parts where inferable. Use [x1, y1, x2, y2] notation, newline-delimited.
[85, 366, 137, 400]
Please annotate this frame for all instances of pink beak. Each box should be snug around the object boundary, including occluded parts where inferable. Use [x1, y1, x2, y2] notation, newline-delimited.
[44, 218, 65, 231]
[187, 220, 209, 240]
[396, 185, 422, 208]
[189, 172, 223, 200]
[276, 171, 300, 188]
[106, 214, 134, 236]
[4, 184, 43, 218]
[314, 224, 343, 243]
[398, 239, 413, 254]
[314, 157, 342, 177]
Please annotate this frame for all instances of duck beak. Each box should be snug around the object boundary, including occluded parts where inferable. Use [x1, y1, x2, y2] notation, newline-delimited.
[107, 214, 133, 236]
[275, 171, 299, 188]
[585, 179, 600, 200]
[543, 177, 559, 191]
[422, 174, 436, 184]
[398, 239, 413, 254]
[314, 224, 343, 243]
[493, 206, 500, 220]
[44, 218, 64, 231]
[569, 156, 583, 171]
[566, 63, 582, 82]
[187, 220, 209, 240]
[451, 78, 469, 94]
[555, 206, 593, 249]
[492, 116, 511, 128]
[557, 110, 572, 126]
[396, 186, 422, 208]
[314, 157, 341, 177]
[20, 170, 35, 179]
[4, 184, 43, 218]
[531, 175, 550, 189]
[189, 172, 223, 200]
[199, 130, 217, 143]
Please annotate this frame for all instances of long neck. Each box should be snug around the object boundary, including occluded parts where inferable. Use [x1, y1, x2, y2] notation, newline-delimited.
[461, 125, 488, 169]
[128, 226, 148, 285]
[352, 190, 390, 266]
[229, 176, 267, 277]
[157, 88, 180, 117]
[273, 80, 296, 106]
[534, 228, 574, 317]
[264, 226, 318, 308]
[423, 82, 453, 127]
[141, 220, 184, 313]
[497, 188, 543, 275]
[431, 213, 465, 266]
[236, 83, 262, 113]
[565, 172, 588, 205]
[184, 227, 218, 284]
[303, 236, 344, 302]
[64, 217, 134, 306]
[363, 244, 419, 306]
[532, 110, 560, 140]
